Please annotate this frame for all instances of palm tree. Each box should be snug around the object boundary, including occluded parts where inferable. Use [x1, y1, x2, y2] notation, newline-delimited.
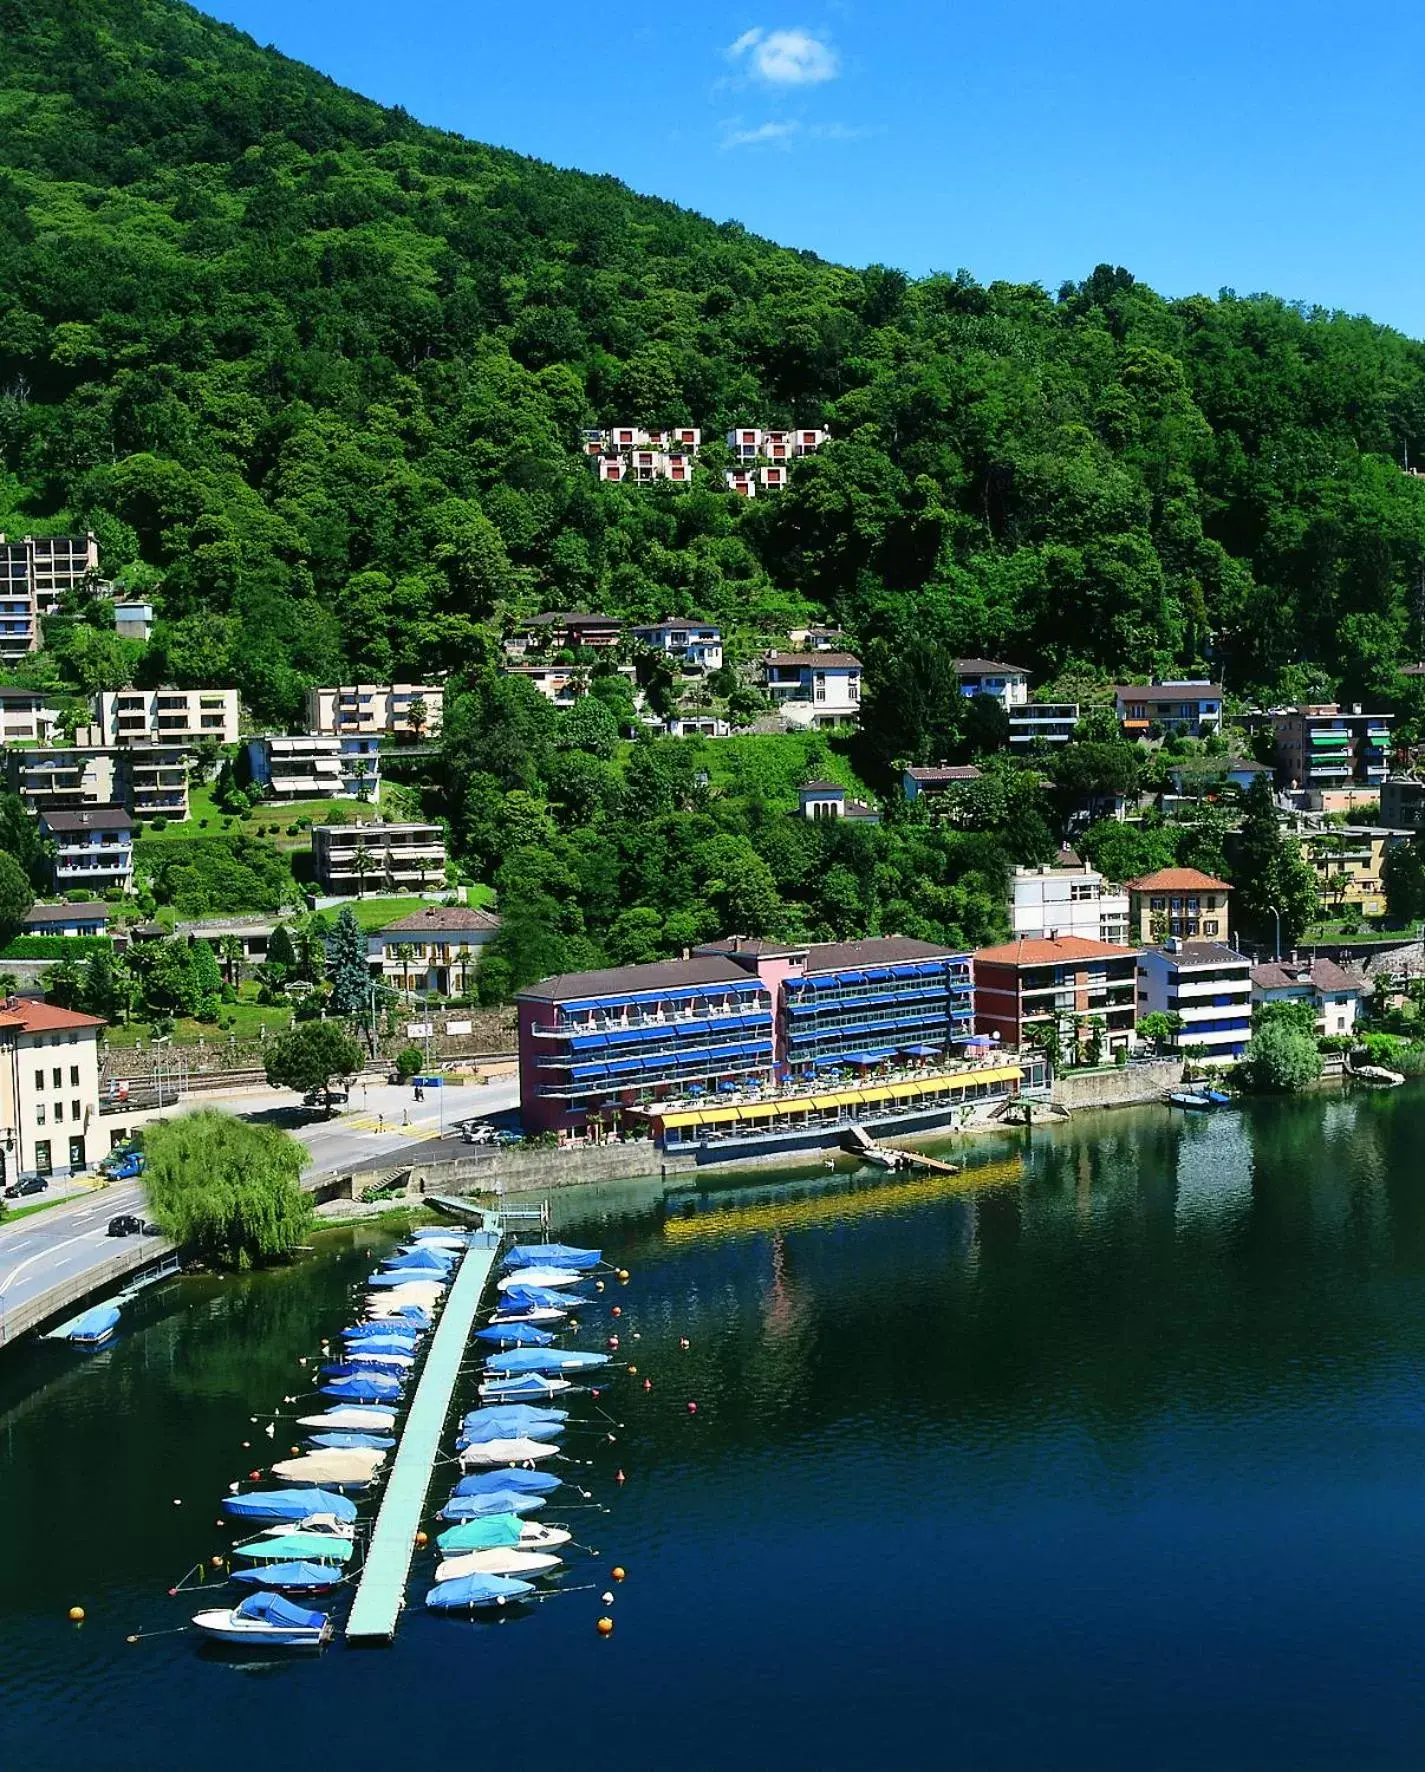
[407, 697, 428, 744]
[351, 842, 376, 899]
[218, 934, 244, 987]
[395, 943, 416, 998]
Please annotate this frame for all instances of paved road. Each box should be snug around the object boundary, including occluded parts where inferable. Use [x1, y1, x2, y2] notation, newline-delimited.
[0, 1180, 149, 1343]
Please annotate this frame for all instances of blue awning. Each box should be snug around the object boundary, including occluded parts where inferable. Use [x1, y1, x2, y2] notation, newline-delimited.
[914, 962, 943, 975]
[606, 1058, 644, 1075]
[675, 1020, 711, 1038]
[902, 1043, 941, 1056]
[864, 966, 891, 981]
[810, 976, 839, 990]
[570, 1063, 608, 1081]
[837, 970, 866, 985]
[568, 1033, 607, 1051]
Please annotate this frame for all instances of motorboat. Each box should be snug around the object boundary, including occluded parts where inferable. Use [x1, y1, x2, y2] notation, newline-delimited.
[411, 1230, 469, 1249]
[502, 1243, 602, 1272]
[483, 1348, 610, 1377]
[321, 1352, 414, 1373]
[439, 1491, 547, 1521]
[229, 1560, 344, 1594]
[271, 1448, 386, 1487]
[474, 1322, 554, 1348]
[425, 1573, 536, 1612]
[436, 1515, 571, 1554]
[479, 1374, 573, 1402]
[232, 1528, 355, 1566]
[457, 1436, 562, 1468]
[452, 1466, 562, 1497]
[1166, 1089, 1212, 1110]
[191, 1591, 331, 1649]
[489, 1306, 568, 1327]
[495, 1267, 586, 1294]
[368, 1268, 449, 1291]
[462, 1405, 568, 1435]
[434, 1547, 563, 1581]
[499, 1284, 590, 1311]
[365, 1284, 444, 1310]
[380, 1247, 454, 1274]
[321, 1373, 405, 1402]
[364, 1303, 432, 1326]
[341, 1331, 421, 1353]
[223, 1488, 357, 1524]
[243, 1511, 355, 1543]
[458, 1418, 564, 1450]
[306, 1430, 396, 1451]
[1203, 1088, 1233, 1106]
[297, 1406, 398, 1432]
[62, 1303, 121, 1346]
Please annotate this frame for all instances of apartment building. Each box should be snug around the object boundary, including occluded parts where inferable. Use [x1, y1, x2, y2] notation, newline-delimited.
[1125, 868, 1232, 943]
[514, 612, 624, 654]
[367, 904, 501, 996]
[1012, 861, 1130, 944]
[762, 652, 862, 728]
[304, 683, 444, 740]
[312, 821, 448, 896]
[1137, 940, 1253, 1061]
[1380, 778, 1425, 830]
[6, 745, 188, 820]
[726, 427, 763, 462]
[0, 540, 38, 660]
[1114, 681, 1223, 737]
[1009, 703, 1080, 746]
[245, 734, 381, 801]
[123, 745, 189, 819]
[97, 687, 239, 747]
[24, 533, 100, 613]
[902, 764, 982, 803]
[1273, 704, 1394, 791]
[1296, 827, 1397, 919]
[0, 999, 107, 1185]
[630, 620, 723, 672]
[972, 936, 1139, 1058]
[725, 470, 757, 497]
[518, 956, 777, 1137]
[0, 688, 60, 745]
[39, 806, 133, 893]
[953, 659, 1030, 707]
[1250, 957, 1363, 1038]
[598, 456, 628, 482]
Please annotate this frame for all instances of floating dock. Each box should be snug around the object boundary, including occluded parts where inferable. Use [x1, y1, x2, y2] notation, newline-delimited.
[345, 1217, 502, 1643]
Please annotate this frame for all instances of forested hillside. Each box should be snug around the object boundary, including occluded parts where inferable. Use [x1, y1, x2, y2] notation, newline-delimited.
[5, 0, 1425, 736]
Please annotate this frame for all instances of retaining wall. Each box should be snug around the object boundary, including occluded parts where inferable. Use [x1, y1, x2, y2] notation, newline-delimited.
[1, 1238, 176, 1346]
[1051, 1058, 1184, 1110]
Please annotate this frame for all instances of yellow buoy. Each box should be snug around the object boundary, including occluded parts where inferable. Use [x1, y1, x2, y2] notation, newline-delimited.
[596, 1616, 614, 1636]
[68, 1606, 85, 1623]
[415, 1530, 428, 1547]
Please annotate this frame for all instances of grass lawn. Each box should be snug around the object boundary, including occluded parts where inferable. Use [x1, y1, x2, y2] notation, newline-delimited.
[337, 887, 495, 930]
[103, 997, 295, 1049]
[1303, 919, 1425, 944]
[136, 779, 429, 849]
[615, 730, 874, 806]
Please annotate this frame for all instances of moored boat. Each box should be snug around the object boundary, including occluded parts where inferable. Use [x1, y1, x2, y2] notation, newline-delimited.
[457, 1436, 561, 1468]
[434, 1547, 563, 1581]
[1167, 1089, 1212, 1110]
[478, 1373, 573, 1401]
[436, 1515, 571, 1554]
[439, 1490, 547, 1521]
[306, 1430, 396, 1451]
[271, 1448, 386, 1487]
[502, 1243, 602, 1272]
[482, 1348, 610, 1377]
[62, 1303, 121, 1346]
[223, 1488, 357, 1524]
[191, 1591, 331, 1649]
[452, 1466, 562, 1497]
[232, 1528, 355, 1565]
[229, 1560, 344, 1594]
[473, 1322, 554, 1347]
[297, 1406, 398, 1431]
[425, 1572, 535, 1612]
[494, 1267, 585, 1294]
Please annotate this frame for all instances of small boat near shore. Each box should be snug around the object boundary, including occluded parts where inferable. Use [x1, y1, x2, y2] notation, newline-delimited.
[61, 1303, 121, 1347]
[1167, 1089, 1213, 1110]
[191, 1591, 331, 1650]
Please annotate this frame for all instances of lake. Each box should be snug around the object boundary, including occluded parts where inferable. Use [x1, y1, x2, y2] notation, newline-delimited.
[4, 1088, 1425, 1771]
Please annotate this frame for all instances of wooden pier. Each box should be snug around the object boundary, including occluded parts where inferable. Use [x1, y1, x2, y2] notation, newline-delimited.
[345, 1215, 502, 1644]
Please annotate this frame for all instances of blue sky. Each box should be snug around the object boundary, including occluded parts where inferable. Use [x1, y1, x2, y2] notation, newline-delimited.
[208, 0, 1425, 334]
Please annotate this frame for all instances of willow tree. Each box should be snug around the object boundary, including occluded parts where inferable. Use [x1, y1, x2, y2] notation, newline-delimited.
[142, 1110, 312, 1270]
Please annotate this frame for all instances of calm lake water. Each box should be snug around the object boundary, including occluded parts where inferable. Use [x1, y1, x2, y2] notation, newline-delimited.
[5, 1089, 1425, 1770]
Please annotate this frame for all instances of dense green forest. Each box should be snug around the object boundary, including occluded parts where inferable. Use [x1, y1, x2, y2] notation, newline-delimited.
[3, 0, 1425, 981]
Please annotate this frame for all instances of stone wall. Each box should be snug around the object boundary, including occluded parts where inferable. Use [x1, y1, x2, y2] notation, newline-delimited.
[1051, 1057, 1184, 1110]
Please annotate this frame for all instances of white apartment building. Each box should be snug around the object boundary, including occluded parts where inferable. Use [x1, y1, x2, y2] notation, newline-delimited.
[245, 735, 381, 802]
[97, 687, 240, 747]
[762, 652, 862, 728]
[312, 822, 448, 896]
[1136, 940, 1253, 1062]
[7, 748, 117, 816]
[631, 621, 723, 672]
[953, 659, 1030, 708]
[1009, 702, 1079, 746]
[724, 470, 757, 497]
[0, 999, 108, 1184]
[1250, 958, 1363, 1038]
[1011, 862, 1130, 945]
[726, 427, 762, 462]
[304, 683, 444, 740]
[0, 687, 61, 744]
[39, 806, 134, 893]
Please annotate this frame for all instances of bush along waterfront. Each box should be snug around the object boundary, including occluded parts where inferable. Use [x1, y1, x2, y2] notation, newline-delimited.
[142, 1110, 312, 1270]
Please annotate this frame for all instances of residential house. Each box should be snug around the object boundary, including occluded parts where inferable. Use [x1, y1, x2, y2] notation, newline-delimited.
[516, 612, 624, 653]
[1296, 826, 1397, 920]
[597, 457, 628, 482]
[1012, 860, 1130, 945]
[1250, 957, 1364, 1038]
[664, 453, 695, 483]
[1165, 759, 1274, 796]
[245, 734, 381, 802]
[1137, 940, 1253, 1060]
[760, 465, 789, 490]
[40, 806, 133, 893]
[304, 683, 444, 741]
[97, 687, 240, 748]
[0, 687, 61, 745]
[313, 821, 448, 896]
[902, 764, 982, 803]
[665, 715, 730, 738]
[112, 602, 154, 641]
[726, 427, 763, 462]
[972, 935, 1139, 1059]
[608, 426, 649, 452]
[953, 659, 1030, 708]
[1380, 777, 1425, 830]
[0, 539, 38, 660]
[668, 427, 702, 452]
[724, 470, 757, 497]
[1273, 704, 1394, 792]
[21, 903, 109, 938]
[793, 428, 828, 455]
[368, 904, 501, 997]
[787, 626, 848, 652]
[630, 448, 663, 482]
[502, 662, 636, 707]
[1009, 703, 1079, 746]
[1114, 681, 1224, 737]
[176, 915, 276, 965]
[582, 429, 608, 456]
[631, 620, 723, 672]
[762, 429, 793, 461]
[0, 998, 108, 1184]
[762, 652, 861, 728]
[795, 782, 881, 824]
[1125, 868, 1232, 943]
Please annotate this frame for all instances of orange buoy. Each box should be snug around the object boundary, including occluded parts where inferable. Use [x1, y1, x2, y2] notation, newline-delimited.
[611, 1565, 627, 1582]
[596, 1616, 614, 1636]
[67, 1606, 85, 1623]
[611, 1306, 621, 1318]
[415, 1530, 428, 1547]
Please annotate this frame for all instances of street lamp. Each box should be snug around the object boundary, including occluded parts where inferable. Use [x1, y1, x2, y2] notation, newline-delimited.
[1272, 905, 1282, 962]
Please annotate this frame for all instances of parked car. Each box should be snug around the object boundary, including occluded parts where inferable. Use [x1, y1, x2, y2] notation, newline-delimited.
[4, 1175, 47, 1199]
[303, 1085, 350, 1109]
[101, 1151, 144, 1181]
[461, 1123, 498, 1146]
[106, 1214, 144, 1237]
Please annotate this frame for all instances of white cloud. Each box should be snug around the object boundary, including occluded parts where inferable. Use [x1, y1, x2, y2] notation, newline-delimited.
[721, 118, 802, 149]
[727, 26, 839, 86]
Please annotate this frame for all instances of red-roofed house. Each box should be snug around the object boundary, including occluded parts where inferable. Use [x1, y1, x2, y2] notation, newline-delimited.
[972, 936, 1139, 1060]
[1124, 868, 1232, 944]
[0, 998, 108, 1184]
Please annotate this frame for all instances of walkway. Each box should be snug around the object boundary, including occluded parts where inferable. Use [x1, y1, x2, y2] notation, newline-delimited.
[345, 1216, 502, 1643]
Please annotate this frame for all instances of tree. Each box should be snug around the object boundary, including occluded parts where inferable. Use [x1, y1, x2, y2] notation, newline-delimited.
[326, 906, 370, 1016]
[0, 851, 34, 947]
[1232, 777, 1318, 949]
[1241, 1019, 1323, 1093]
[142, 1110, 312, 1270]
[264, 1020, 364, 1110]
[1138, 1009, 1183, 1053]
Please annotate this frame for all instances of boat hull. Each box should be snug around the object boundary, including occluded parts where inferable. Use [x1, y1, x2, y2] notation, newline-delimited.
[191, 1609, 330, 1650]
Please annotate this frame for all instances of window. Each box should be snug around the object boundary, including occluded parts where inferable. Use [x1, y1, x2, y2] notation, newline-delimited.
[52, 1067, 61, 1088]
[33, 1069, 42, 1091]
[71, 1101, 81, 1123]
[34, 1103, 44, 1125]
[34, 1140, 50, 1175]
[53, 1101, 62, 1123]
[69, 1065, 79, 1087]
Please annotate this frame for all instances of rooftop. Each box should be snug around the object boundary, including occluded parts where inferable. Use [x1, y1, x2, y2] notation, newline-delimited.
[973, 936, 1138, 965]
[39, 806, 133, 832]
[803, 937, 968, 972]
[905, 765, 982, 783]
[0, 999, 104, 1032]
[799, 780, 845, 794]
[1125, 868, 1233, 892]
[1251, 958, 1362, 994]
[521, 611, 622, 628]
[1113, 682, 1224, 701]
[23, 901, 109, 924]
[764, 652, 862, 669]
[517, 955, 757, 1004]
[953, 657, 1030, 675]
[1153, 941, 1249, 968]
[377, 905, 501, 935]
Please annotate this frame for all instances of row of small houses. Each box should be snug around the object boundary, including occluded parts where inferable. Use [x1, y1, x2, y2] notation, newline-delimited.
[587, 425, 829, 488]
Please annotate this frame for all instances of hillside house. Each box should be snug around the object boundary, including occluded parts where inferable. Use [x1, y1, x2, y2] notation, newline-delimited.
[763, 652, 861, 728]
[631, 621, 723, 672]
[953, 659, 1030, 708]
[1114, 682, 1223, 737]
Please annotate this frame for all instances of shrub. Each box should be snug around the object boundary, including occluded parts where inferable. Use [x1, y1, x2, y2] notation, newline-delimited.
[394, 1045, 424, 1081]
[1242, 1022, 1323, 1093]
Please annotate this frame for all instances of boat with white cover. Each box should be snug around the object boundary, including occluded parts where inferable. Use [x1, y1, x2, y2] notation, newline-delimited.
[271, 1448, 386, 1486]
[494, 1267, 585, 1293]
[297, 1406, 398, 1432]
[433, 1547, 563, 1581]
[457, 1436, 562, 1468]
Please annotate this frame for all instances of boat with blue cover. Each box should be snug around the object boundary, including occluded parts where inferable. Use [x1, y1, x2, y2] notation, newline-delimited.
[320, 1355, 413, 1377]
[502, 1243, 602, 1272]
[473, 1321, 554, 1347]
[223, 1487, 358, 1524]
[499, 1283, 590, 1310]
[380, 1246, 454, 1273]
[462, 1405, 568, 1434]
[439, 1491, 547, 1521]
[341, 1331, 421, 1352]
[479, 1373, 573, 1401]
[425, 1572, 536, 1612]
[306, 1430, 396, 1450]
[364, 1304, 432, 1326]
[458, 1418, 564, 1449]
[192, 1591, 332, 1649]
[483, 1348, 610, 1376]
[62, 1303, 121, 1346]
[452, 1466, 562, 1497]
[232, 1528, 355, 1565]
[436, 1515, 571, 1553]
[321, 1373, 405, 1402]
[229, 1560, 344, 1593]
